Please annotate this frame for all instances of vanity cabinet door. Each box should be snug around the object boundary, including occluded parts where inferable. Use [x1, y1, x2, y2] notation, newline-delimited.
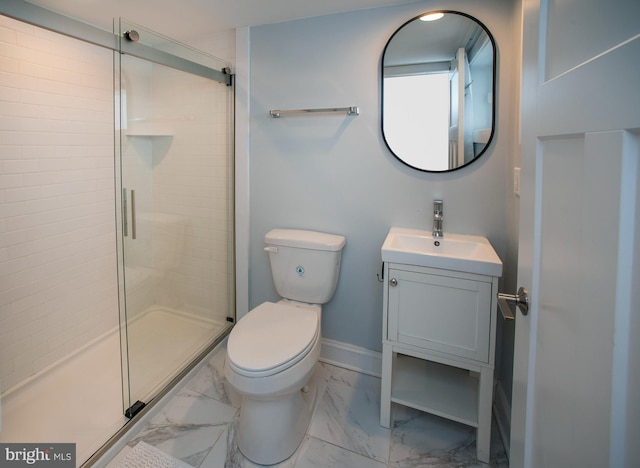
[387, 267, 492, 362]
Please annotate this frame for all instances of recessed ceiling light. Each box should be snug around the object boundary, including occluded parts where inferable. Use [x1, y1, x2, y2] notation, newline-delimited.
[420, 12, 444, 22]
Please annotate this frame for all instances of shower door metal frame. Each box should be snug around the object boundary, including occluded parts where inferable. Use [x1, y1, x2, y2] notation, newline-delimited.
[0, 0, 232, 86]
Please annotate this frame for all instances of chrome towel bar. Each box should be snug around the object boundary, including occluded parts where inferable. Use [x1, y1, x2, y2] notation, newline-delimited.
[269, 106, 359, 118]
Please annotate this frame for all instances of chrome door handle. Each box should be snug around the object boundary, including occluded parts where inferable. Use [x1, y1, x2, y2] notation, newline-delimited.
[498, 287, 529, 318]
[389, 278, 398, 287]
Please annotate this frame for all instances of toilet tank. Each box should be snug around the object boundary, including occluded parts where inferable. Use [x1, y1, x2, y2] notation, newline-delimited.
[265, 229, 346, 304]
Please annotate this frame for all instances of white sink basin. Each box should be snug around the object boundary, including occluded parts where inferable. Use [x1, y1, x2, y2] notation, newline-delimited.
[381, 227, 503, 276]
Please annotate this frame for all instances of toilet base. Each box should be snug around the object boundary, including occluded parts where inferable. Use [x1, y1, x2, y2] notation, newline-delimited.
[237, 381, 317, 465]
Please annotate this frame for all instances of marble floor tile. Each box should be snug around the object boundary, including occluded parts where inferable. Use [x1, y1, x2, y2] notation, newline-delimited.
[104, 345, 510, 468]
[308, 365, 391, 464]
[197, 419, 238, 468]
[181, 344, 239, 408]
[125, 391, 237, 467]
[389, 405, 509, 468]
[294, 436, 387, 468]
[316, 362, 382, 396]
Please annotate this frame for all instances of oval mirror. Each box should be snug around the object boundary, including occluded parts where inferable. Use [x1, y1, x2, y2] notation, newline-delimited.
[382, 11, 496, 172]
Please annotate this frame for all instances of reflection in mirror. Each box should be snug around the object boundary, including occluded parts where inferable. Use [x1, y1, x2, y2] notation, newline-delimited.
[382, 11, 495, 172]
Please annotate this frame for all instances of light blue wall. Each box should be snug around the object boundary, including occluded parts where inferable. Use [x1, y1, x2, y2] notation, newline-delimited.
[246, 0, 518, 353]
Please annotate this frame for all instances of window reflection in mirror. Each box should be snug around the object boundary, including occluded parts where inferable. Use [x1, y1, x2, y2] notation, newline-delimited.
[382, 11, 495, 172]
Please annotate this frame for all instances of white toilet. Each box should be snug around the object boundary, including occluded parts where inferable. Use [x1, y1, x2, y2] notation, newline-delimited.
[224, 228, 346, 465]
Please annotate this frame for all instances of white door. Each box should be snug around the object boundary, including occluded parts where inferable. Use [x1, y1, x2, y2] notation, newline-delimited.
[511, 0, 640, 467]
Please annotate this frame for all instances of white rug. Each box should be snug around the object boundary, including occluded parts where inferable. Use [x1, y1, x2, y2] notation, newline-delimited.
[117, 442, 193, 468]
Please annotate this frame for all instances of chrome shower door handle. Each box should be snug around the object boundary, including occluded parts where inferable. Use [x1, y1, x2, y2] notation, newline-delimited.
[497, 287, 529, 319]
[122, 188, 137, 239]
[122, 188, 128, 237]
[130, 189, 137, 240]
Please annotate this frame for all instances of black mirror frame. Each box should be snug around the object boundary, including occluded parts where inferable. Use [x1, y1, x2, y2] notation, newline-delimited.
[381, 11, 497, 173]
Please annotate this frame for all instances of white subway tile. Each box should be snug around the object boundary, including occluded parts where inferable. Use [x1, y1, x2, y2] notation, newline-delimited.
[0, 24, 18, 44]
[0, 173, 24, 189]
[4, 185, 42, 203]
[0, 84, 22, 102]
[0, 69, 39, 90]
[20, 145, 54, 159]
[5, 212, 42, 231]
[0, 254, 27, 278]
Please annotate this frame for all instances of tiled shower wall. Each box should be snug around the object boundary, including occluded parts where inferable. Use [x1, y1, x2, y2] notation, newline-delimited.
[0, 16, 117, 392]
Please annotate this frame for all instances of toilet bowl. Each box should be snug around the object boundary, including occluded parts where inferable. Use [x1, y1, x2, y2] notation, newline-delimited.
[225, 301, 321, 464]
[224, 229, 345, 465]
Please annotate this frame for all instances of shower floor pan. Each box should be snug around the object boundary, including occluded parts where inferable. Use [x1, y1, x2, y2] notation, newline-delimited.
[0, 307, 223, 466]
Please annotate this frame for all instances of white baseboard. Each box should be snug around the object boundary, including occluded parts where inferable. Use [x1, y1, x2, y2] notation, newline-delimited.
[319, 338, 382, 377]
[493, 380, 511, 459]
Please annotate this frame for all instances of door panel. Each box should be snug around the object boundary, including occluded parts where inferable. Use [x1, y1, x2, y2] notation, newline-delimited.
[532, 134, 624, 466]
[544, 0, 640, 80]
[512, 0, 640, 466]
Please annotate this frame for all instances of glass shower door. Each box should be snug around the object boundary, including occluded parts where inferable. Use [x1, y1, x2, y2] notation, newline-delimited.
[115, 20, 234, 413]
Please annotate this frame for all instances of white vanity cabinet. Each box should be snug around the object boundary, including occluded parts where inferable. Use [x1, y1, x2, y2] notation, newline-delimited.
[379, 262, 499, 464]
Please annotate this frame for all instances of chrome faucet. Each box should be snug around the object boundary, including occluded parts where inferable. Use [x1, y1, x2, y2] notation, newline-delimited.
[432, 199, 443, 238]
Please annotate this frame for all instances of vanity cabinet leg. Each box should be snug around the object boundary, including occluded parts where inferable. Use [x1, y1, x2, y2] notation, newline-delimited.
[476, 367, 493, 463]
[380, 343, 393, 427]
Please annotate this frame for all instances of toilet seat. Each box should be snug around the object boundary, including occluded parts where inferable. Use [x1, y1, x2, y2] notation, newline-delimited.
[227, 302, 319, 378]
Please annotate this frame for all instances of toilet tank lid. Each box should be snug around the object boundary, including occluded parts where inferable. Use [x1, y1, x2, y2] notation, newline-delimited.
[265, 229, 346, 251]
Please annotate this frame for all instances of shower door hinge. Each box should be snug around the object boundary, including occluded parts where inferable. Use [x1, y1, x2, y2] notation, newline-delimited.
[226, 316, 235, 323]
[124, 400, 146, 419]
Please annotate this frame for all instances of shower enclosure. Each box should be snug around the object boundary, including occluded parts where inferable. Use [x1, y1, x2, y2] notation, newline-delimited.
[0, 7, 234, 465]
